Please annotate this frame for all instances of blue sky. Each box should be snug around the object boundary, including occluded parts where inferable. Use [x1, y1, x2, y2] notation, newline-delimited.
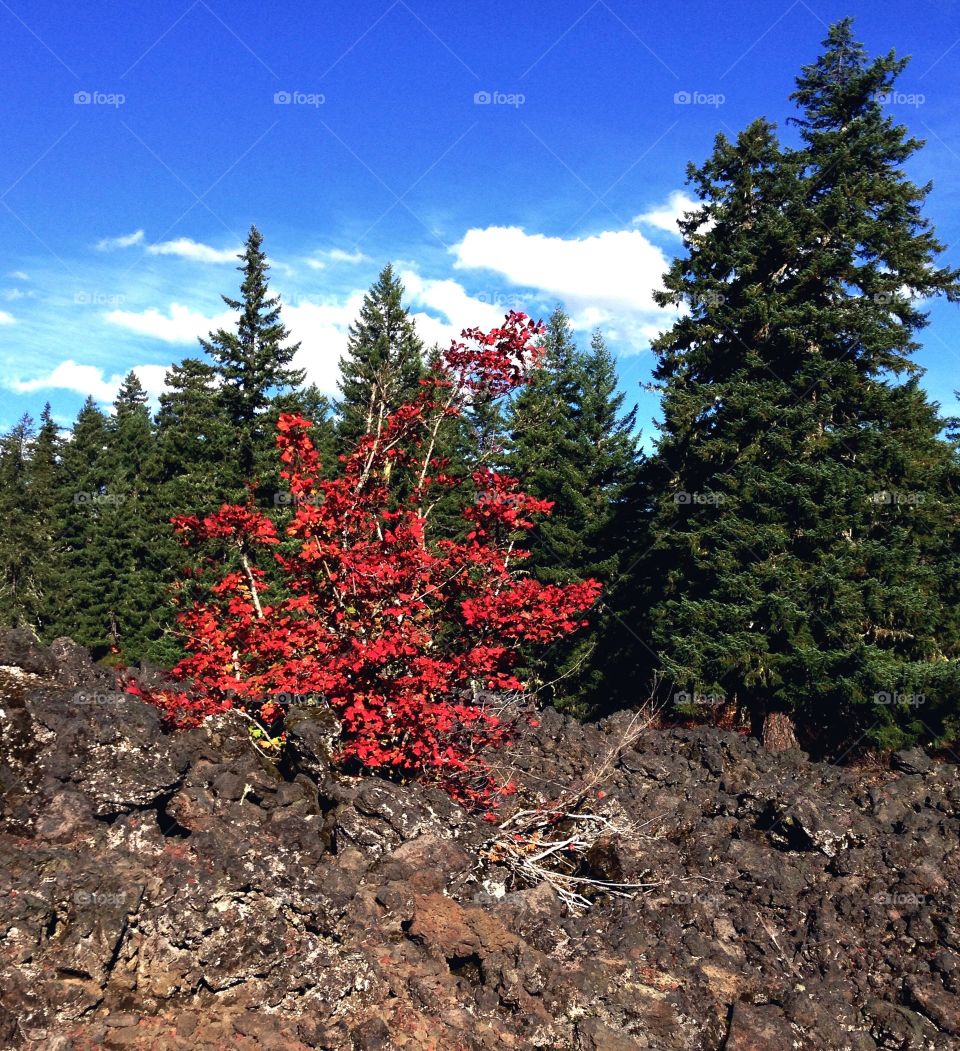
[1, 0, 959, 440]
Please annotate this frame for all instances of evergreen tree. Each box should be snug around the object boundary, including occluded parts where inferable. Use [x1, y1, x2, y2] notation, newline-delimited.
[637, 20, 960, 752]
[153, 358, 233, 514]
[336, 263, 424, 450]
[46, 397, 112, 653]
[149, 358, 234, 664]
[507, 307, 587, 583]
[27, 404, 62, 634]
[0, 415, 42, 626]
[507, 309, 640, 709]
[41, 379, 165, 661]
[201, 225, 304, 488]
[571, 332, 642, 709]
[97, 372, 164, 661]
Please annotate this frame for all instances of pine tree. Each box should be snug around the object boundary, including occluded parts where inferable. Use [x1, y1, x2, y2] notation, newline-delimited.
[154, 358, 233, 514]
[97, 372, 163, 661]
[0, 415, 42, 626]
[507, 307, 587, 583]
[336, 263, 424, 451]
[144, 360, 236, 665]
[571, 332, 642, 709]
[27, 404, 62, 634]
[638, 20, 960, 753]
[46, 397, 112, 653]
[507, 310, 640, 709]
[201, 225, 304, 489]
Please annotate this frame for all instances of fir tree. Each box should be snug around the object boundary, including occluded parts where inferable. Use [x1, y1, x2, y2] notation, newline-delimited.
[0, 415, 42, 626]
[507, 307, 587, 583]
[507, 310, 640, 709]
[27, 404, 62, 634]
[46, 397, 112, 653]
[98, 372, 164, 661]
[153, 358, 233, 514]
[638, 20, 960, 752]
[336, 263, 424, 451]
[201, 225, 304, 488]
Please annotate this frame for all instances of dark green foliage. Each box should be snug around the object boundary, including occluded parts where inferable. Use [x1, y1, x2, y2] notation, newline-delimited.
[636, 19, 960, 751]
[153, 358, 233, 517]
[41, 378, 166, 662]
[0, 414, 46, 626]
[44, 396, 112, 653]
[336, 263, 424, 452]
[507, 308, 640, 712]
[200, 225, 305, 488]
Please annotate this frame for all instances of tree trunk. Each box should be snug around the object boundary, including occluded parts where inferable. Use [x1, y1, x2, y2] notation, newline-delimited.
[761, 709, 799, 753]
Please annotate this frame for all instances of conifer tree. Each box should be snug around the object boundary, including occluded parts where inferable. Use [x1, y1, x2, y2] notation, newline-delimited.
[507, 310, 640, 708]
[153, 358, 233, 515]
[639, 20, 960, 752]
[46, 397, 112, 652]
[201, 225, 304, 488]
[507, 307, 587, 583]
[336, 263, 424, 450]
[98, 372, 164, 660]
[27, 404, 62, 634]
[0, 415, 42, 626]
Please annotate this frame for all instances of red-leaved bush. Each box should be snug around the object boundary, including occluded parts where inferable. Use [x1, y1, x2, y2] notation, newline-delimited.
[130, 313, 601, 808]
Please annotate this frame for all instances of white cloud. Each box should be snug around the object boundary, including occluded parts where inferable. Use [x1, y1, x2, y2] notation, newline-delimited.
[0, 310, 15, 325]
[104, 302, 235, 344]
[284, 291, 367, 393]
[131, 363, 170, 400]
[327, 248, 370, 264]
[8, 360, 157, 403]
[633, 191, 698, 236]
[306, 247, 371, 270]
[8, 270, 29, 281]
[2, 288, 31, 301]
[146, 238, 241, 264]
[451, 224, 675, 348]
[96, 229, 145, 251]
[400, 271, 506, 347]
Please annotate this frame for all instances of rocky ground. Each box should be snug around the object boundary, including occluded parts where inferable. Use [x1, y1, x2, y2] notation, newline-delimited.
[1, 628, 959, 1049]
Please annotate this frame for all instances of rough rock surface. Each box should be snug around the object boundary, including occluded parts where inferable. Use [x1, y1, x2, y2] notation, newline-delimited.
[1, 630, 959, 1049]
